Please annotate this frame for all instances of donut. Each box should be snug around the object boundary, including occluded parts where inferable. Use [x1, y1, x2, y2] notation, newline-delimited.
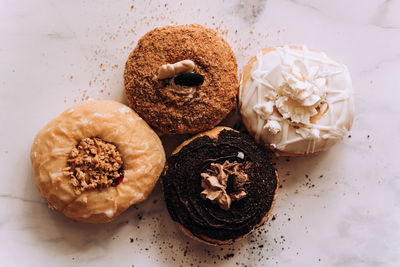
[124, 24, 239, 135]
[239, 46, 355, 155]
[161, 127, 278, 245]
[30, 100, 166, 223]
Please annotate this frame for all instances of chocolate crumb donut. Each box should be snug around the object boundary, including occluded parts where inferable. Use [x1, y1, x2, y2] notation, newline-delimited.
[161, 127, 278, 245]
[124, 24, 239, 135]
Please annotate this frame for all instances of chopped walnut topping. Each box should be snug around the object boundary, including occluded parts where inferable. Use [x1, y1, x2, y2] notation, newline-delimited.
[200, 160, 249, 211]
[63, 137, 123, 195]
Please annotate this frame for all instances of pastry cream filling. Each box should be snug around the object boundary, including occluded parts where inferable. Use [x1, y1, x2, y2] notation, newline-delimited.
[167, 84, 197, 99]
[63, 137, 123, 195]
[200, 161, 248, 211]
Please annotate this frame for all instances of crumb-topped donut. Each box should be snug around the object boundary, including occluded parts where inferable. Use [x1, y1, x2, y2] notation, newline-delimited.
[124, 24, 239, 135]
[239, 46, 355, 155]
[161, 127, 278, 245]
[30, 100, 166, 223]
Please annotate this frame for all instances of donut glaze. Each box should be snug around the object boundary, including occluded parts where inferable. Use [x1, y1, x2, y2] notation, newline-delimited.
[240, 46, 354, 155]
[31, 100, 165, 223]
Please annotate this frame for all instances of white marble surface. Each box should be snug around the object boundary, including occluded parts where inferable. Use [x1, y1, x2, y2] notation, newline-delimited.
[1, 0, 400, 266]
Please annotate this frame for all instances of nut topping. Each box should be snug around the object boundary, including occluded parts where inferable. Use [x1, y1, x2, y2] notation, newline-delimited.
[63, 137, 123, 195]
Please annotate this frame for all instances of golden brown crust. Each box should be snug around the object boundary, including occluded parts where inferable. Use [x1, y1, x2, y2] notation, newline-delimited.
[124, 24, 239, 135]
[30, 100, 166, 223]
[169, 127, 279, 245]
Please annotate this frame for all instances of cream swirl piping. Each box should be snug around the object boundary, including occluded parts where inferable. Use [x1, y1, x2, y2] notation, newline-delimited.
[200, 161, 248, 211]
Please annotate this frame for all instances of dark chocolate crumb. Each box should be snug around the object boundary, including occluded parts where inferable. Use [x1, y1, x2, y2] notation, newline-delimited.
[130, 238, 134, 243]
[224, 253, 235, 259]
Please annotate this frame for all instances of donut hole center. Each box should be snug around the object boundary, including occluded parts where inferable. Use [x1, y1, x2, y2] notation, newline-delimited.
[63, 137, 124, 194]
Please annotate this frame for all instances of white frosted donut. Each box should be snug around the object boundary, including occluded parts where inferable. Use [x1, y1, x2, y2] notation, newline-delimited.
[30, 100, 166, 223]
[239, 46, 355, 155]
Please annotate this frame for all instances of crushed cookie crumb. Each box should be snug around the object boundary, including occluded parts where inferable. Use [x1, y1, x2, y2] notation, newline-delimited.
[63, 137, 123, 194]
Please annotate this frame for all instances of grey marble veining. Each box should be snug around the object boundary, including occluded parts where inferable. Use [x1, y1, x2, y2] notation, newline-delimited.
[1, 0, 400, 266]
[234, 0, 268, 24]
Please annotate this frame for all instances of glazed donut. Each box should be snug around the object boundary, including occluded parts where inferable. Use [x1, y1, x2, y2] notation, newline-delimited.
[30, 100, 165, 223]
[161, 127, 278, 245]
[239, 46, 355, 155]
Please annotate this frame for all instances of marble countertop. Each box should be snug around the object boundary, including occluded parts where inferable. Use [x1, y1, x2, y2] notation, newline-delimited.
[1, 0, 399, 266]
